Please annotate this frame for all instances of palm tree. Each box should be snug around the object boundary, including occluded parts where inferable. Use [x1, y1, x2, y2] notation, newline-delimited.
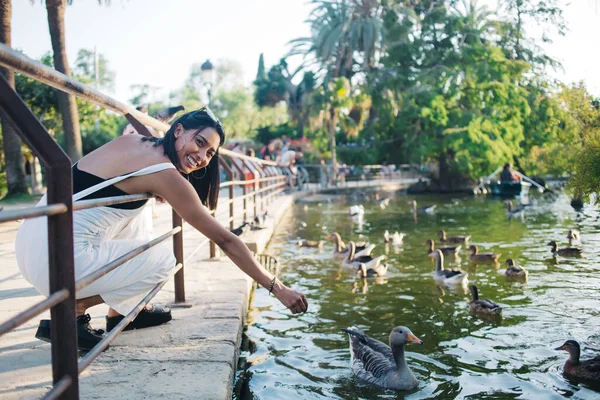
[45, 0, 82, 161]
[0, 0, 28, 195]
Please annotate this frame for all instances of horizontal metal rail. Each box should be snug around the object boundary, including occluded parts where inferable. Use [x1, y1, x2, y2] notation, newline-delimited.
[75, 227, 182, 292]
[42, 376, 73, 400]
[73, 193, 152, 211]
[0, 203, 67, 223]
[0, 289, 69, 336]
[78, 263, 183, 373]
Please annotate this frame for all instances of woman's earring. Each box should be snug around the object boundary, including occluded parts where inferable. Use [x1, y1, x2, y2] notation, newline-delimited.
[175, 135, 187, 152]
[191, 167, 207, 179]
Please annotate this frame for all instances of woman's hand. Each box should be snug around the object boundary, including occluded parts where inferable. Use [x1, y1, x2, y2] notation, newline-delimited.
[273, 282, 308, 314]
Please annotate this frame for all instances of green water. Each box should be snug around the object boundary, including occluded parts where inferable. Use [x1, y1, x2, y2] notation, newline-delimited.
[237, 192, 600, 399]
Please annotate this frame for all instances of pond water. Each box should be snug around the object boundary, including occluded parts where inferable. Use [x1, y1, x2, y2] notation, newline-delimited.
[235, 191, 600, 399]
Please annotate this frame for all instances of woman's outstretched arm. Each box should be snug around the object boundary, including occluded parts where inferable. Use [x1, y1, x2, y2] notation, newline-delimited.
[151, 170, 308, 314]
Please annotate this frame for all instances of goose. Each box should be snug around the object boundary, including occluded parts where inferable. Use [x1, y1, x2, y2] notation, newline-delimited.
[341, 326, 423, 390]
[384, 230, 405, 245]
[326, 232, 371, 259]
[298, 240, 324, 250]
[548, 241, 582, 257]
[504, 259, 528, 279]
[468, 285, 502, 316]
[358, 262, 389, 278]
[555, 340, 600, 383]
[428, 249, 468, 285]
[408, 200, 436, 214]
[378, 198, 391, 210]
[342, 242, 386, 270]
[349, 205, 365, 216]
[468, 245, 501, 263]
[437, 230, 471, 244]
[425, 239, 461, 256]
[506, 200, 525, 217]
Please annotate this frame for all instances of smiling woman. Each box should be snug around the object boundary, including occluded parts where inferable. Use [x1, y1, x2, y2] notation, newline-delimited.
[14, 108, 308, 352]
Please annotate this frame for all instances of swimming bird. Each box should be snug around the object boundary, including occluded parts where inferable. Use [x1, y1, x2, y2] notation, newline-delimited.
[298, 240, 324, 250]
[408, 200, 436, 214]
[384, 230, 405, 245]
[378, 198, 391, 210]
[468, 245, 501, 263]
[548, 241, 582, 257]
[468, 285, 502, 316]
[567, 229, 580, 242]
[505, 200, 525, 217]
[342, 242, 386, 270]
[555, 340, 600, 383]
[341, 326, 423, 391]
[349, 205, 365, 216]
[155, 105, 185, 122]
[504, 259, 528, 279]
[358, 262, 389, 278]
[438, 230, 471, 244]
[326, 232, 370, 259]
[429, 249, 468, 285]
[425, 239, 461, 256]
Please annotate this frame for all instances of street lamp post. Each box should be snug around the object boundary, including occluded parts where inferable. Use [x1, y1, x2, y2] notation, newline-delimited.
[200, 59, 214, 106]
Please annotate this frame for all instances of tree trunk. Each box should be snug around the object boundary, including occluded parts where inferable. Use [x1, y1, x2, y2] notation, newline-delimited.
[46, 0, 82, 161]
[0, 0, 28, 195]
[329, 106, 338, 178]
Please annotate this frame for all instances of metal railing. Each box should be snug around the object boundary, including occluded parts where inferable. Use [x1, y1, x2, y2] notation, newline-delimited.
[0, 43, 289, 399]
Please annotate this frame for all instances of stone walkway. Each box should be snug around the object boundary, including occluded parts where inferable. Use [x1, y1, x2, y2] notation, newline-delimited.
[0, 178, 416, 399]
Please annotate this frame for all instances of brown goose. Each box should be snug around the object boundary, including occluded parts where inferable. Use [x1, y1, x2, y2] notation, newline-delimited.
[468, 245, 501, 263]
[326, 232, 370, 259]
[342, 326, 423, 390]
[468, 285, 502, 316]
[298, 240, 324, 250]
[357, 262, 389, 278]
[555, 340, 600, 383]
[567, 230, 580, 241]
[438, 230, 471, 244]
[429, 249, 468, 285]
[425, 239, 461, 256]
[548, 241, 582, 257]
[408, 200, 436, 214]
[342, 242, 386, 270]
[504, 259, 528, 279]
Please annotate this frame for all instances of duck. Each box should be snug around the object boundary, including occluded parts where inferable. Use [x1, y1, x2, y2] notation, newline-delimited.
[326, 232, 370, 259]
[504, 259, 528, 279]
[567, 230, 580, 242]
[384, 230, 405, 245]
[341, 326, 423, 391]
[358, 262, 389, 278]
[468, 245, 501, 263]
[349, 205, 365, 216]
[548, 241, 582, 257]
[342, 242, 386, 270]
[425, 239, 461, 256]
[298, 240, 324, 250]
[428, 249, 468, 285]
[378, 198, 391, 210]
[408, 200, 436, 214]
[505, 200, 525, 217]
[437, 230, 471, 244]
[555, 340, 600, 383]
[468, 285, 502, 316]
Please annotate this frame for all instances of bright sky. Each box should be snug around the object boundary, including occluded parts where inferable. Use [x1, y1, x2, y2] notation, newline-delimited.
[11, 0, 600, 104]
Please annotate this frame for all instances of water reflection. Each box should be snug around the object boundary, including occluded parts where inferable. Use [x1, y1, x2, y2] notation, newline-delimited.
[237, 193, 600, 399]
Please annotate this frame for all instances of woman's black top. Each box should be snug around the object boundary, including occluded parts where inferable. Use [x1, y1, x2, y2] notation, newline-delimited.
[72, 163, 147, 210]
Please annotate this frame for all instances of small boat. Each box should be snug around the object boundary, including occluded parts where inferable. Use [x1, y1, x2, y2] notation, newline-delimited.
[490, 181, 531, 198]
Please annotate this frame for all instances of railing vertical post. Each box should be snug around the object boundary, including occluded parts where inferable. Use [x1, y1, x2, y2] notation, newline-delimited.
[219, 158, 235, 230]
[172, 210, 185, 303]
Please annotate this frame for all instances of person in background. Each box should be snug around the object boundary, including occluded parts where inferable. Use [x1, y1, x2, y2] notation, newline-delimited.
[500, 163, 521, 183]
[278, 149, 303, 189]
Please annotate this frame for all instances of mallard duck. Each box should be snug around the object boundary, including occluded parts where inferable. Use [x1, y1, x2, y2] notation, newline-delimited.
[341, 326, 423, 390]
[438, 230, 471, 244]
[468, 285, 502, 316]
[429, 249, 468, 285]
[326, 232, 370, 259]
[468, 245, 501, 263]
[504, 259, 528, 279]
[426, 239, 461, 256]
[342, 242, 386, 270]
[408, 200, 436, 214]
[358, 262, 389, 278]
[349, 205, 365, 216]
[555, 340, 600, 383]
[298, 240, 324, 250]
[548, 241, 582, 257]
[384, 230, 405, 245]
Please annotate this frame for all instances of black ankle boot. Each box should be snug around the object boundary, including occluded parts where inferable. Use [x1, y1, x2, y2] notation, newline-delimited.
[35, 313, 108, 352]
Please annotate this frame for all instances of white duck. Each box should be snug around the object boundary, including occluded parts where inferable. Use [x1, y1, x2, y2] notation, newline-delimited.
[428, 249, 468, 286]
[342, 326, 423, 391]
[342, 242, 386, 270]
[349, 205, 365, 216]
[384, 230, 405, 245]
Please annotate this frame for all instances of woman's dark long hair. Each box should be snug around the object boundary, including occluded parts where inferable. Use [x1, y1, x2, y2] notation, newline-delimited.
[142, 109, 225, 210]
